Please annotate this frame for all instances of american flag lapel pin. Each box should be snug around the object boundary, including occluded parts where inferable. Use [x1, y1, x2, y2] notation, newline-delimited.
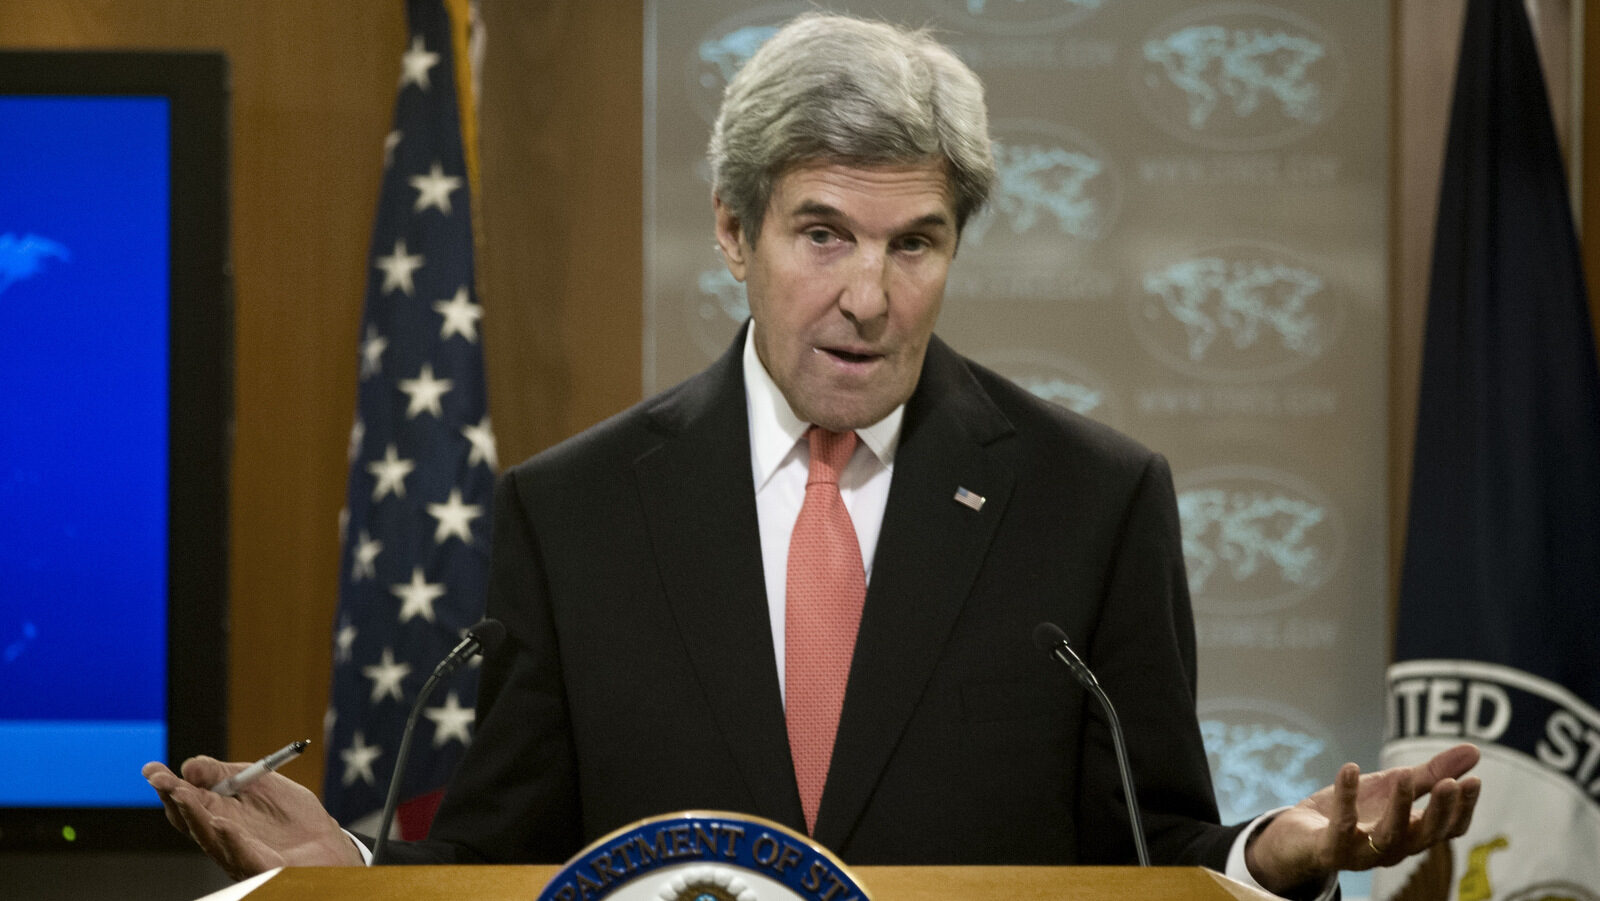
[953, 486, 986, 512]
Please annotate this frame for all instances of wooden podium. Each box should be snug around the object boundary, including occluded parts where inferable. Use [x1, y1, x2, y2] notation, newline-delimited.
[235, 865, 1278, 900]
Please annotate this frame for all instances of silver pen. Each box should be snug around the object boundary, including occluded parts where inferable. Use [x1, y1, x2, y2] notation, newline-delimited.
[210, 739, 309, 797]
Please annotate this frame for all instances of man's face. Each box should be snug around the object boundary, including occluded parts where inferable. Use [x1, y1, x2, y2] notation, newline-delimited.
[715, 160, 958, 432]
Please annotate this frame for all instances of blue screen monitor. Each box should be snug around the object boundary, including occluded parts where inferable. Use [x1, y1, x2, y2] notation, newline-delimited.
[0, 51, 230, 851]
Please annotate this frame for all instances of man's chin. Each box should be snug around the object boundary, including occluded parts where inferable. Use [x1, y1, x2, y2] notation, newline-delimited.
[791, 394, 903, 433]
[776, 364, 919, 431]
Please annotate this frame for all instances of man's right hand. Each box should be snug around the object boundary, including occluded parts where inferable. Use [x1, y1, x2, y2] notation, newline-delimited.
[142, 756, 364, 880]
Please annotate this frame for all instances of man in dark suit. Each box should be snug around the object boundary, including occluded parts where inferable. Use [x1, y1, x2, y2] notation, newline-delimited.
[145, 12, 1479, 896]
[384, 323, 1230, 869]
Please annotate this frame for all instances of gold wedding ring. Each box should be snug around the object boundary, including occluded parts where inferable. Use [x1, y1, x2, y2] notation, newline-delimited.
[1368, 833, 1386, 855]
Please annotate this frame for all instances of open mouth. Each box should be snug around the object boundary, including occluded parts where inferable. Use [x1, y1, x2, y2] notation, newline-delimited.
[819, 347, 879, 364]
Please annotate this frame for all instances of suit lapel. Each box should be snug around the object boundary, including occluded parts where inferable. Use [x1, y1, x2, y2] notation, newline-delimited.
[631, 334, 806, 830]
[814, 339, 1016, 849]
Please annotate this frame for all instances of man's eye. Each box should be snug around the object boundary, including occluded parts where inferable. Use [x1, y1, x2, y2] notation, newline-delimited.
[805, 229, 834, 245]
[896, 236, 930, 253]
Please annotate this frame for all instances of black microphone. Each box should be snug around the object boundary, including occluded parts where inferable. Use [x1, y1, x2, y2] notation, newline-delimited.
[1032, 621, 1150, 867]
[371, 618, 506, 865]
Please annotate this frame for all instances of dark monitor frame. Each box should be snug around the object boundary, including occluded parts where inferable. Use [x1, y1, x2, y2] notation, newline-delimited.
[0, 50, 231, 852]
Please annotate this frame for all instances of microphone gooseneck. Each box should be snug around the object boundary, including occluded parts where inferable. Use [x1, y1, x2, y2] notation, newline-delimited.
[371, 618, 505, 865]
[1032, 621, 1151, 867]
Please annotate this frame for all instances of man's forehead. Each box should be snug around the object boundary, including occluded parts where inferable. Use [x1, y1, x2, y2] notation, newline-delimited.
[768, 160, 957, 225]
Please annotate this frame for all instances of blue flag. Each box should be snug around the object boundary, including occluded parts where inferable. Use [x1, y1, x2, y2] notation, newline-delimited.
[323, 0, 495, 839]
[1375, 1, 1600, 898]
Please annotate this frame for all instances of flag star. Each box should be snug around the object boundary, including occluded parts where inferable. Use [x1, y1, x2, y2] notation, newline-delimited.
[433, 286, 482, 342]
[323, 706, 337, 743]
[337, 506, 349, 545]
[360, 325, 388, 378]
[351, 529, 383, 581]
[361, 647, 411, 703]
[424, 691, 476, 748]
[461, 416, 498, 471]
[340, 731, 383, 787]
[348, 417, 366, 464]
[399, 362, 453, 419]
[399, 35, 441, 91]
[428, 488, 484, 544]
[334, 619, 358, 663]
[383, 129, 403, 168]
[391, 566, 445, 623]
[367, 444, 416, 501]
[375, 238, 424, 296]
[410, 162, 462, 214]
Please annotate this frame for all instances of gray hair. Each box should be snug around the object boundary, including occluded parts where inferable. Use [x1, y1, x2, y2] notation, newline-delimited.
[707, 12, 995, 243]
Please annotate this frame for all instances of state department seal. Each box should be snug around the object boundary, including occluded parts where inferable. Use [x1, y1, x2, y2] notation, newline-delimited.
[536, 811, 871, 901]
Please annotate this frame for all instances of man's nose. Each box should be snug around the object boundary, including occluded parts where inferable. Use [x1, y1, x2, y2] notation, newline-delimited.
[838, 246, 889, 323]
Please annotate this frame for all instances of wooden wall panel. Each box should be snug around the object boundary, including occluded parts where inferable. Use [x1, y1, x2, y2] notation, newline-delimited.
[1, 0, 404, 800]
[477, 0, 643, 468]
[0, 0, 644, 806]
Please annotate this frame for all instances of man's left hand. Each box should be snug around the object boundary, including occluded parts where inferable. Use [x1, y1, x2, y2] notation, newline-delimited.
[1244, 743, 1482, 896]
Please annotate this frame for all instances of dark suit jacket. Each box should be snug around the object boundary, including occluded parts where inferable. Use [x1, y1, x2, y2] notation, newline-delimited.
[387, 331, 1243, 867]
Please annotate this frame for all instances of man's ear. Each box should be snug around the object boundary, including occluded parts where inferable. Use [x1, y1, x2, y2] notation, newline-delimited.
[712, 193, 748, 282]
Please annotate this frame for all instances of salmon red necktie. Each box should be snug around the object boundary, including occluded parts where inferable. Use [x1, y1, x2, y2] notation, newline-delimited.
[785, 426, 866, 835]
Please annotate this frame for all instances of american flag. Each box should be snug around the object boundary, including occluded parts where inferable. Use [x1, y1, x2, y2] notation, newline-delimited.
[323, 0, 494, 838]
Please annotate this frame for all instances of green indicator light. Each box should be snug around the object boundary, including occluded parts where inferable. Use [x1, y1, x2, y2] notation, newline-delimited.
[62, 825, 77, 842]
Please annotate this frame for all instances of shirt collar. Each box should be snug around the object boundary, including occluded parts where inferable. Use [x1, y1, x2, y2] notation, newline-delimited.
[743, 323, 904, 491]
